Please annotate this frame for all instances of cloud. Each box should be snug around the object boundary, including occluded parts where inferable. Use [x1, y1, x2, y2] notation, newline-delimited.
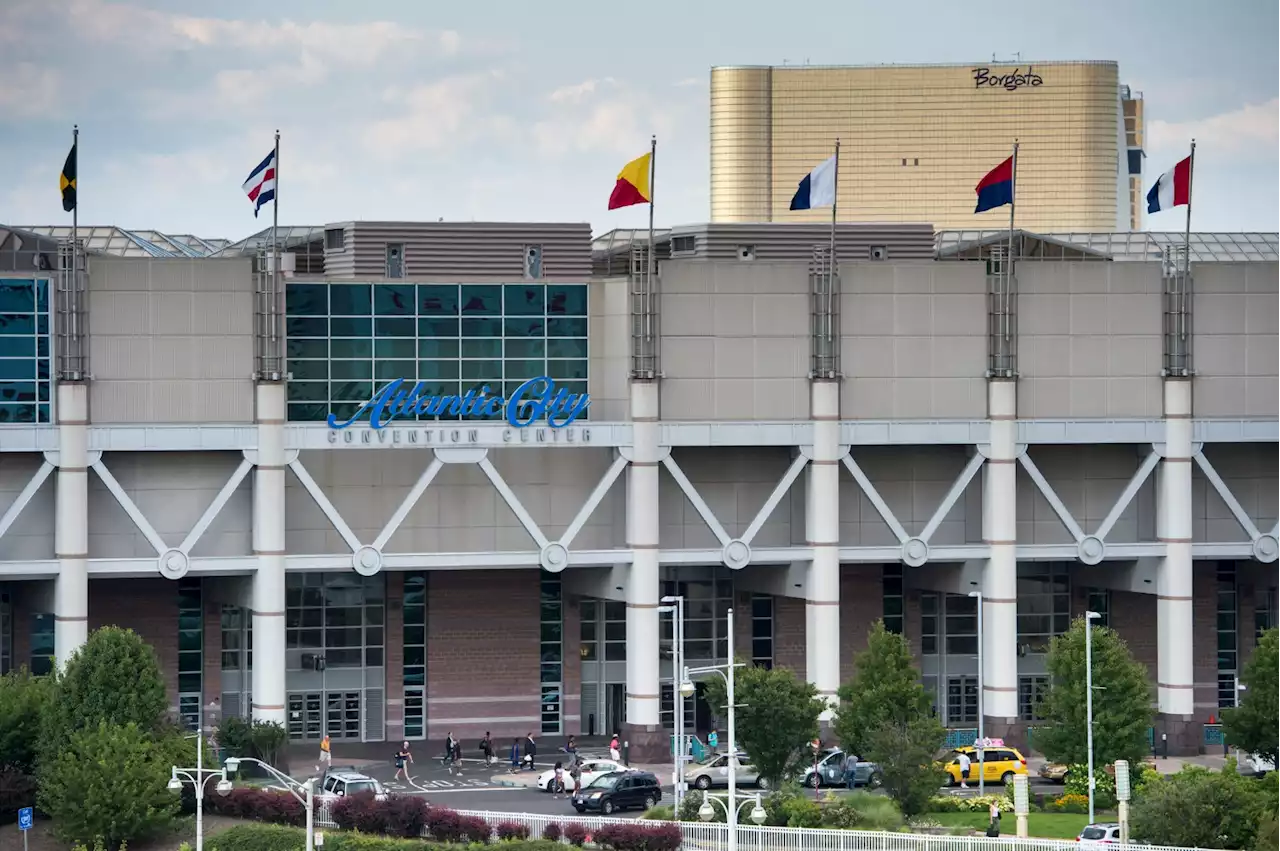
[1146, 99, 1279, 158]
[531, 79, 690, 158]
[549, 78, 617, 104]
[0, 63, 61, 118]
[360, 71, 514, 160]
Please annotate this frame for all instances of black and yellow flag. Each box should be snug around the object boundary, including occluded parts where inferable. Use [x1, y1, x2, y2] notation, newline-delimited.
[60, 143, 77, 212]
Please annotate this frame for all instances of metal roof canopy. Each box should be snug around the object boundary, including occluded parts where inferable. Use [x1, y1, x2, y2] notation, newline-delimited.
[937, 229, 1280, 263]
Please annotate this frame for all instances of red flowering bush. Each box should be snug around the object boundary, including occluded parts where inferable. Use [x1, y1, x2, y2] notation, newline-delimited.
[563, 821, 590, 847]
[541, 821, 564, 841]
[495, 819, 531, 840]
[593, 821, 683, 850]
[205, 787, 305, 826]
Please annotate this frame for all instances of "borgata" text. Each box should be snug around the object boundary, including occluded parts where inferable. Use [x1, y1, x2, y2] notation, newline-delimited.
[972, 67, 1043, 91]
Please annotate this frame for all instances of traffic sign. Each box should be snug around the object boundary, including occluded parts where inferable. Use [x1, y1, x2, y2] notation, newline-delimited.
[18, 806, 33, 830]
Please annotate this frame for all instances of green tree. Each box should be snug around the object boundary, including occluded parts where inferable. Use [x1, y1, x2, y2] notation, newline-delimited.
[1223, 628, 1279, 767]
[0, 667, 54, 771]
[701, 662, 825, 788]
[833, 621, 935, 758]
[40, 627, 168, 762]
[866, 716, 946, 817]
[38, 721, 179, 849]
[1130, 764, 1269, 850]
[1034, 617, 1153, 767]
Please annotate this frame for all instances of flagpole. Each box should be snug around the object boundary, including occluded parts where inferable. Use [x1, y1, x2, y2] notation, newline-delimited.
[647, 134, 656, 297]
[828, 139, 840, 361]
[71, 124, 78, 310]
[1184, 139, 1196, 257]
[1008, 140, 1019, 262]
[272, 129, 281, 363]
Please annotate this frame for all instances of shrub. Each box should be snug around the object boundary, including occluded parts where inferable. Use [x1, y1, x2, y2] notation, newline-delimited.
[495, 820, 531, 840]
[593, 822, 683, 851]
[1064, 765, 1117, 809]
[1131, 764, 1270, 849]
[562, 821, 590, 846]
[819, 796, 862, 829]
[206, 787, 305, 826]
[839, 790, 904, 831]
[216, 717, 289, 773]
[380, 795, 429, 839]
[780, 794, 822, 828]
[642, 804, 674, 820]
[37, 721, 178, 849]
[0, 668, 53, 771]
[459, 814, 492, 843]
[676, 791, 723, 823]
[1048, 793, 1090, 814]
[927, 794, 1011, 814]
[332, 791, 388, 834]
[0, 767, 37, 823]
[541, 821, 563, 841]
[206, 823, 305, 851]
[1257, 815, 1278, 851]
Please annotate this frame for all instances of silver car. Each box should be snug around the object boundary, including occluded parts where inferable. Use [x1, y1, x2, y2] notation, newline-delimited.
[801, 748, 882, 789]
[686, 752, 770, 790]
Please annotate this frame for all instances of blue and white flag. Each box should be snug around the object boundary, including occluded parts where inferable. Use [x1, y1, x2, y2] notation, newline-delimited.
[789, 155, 837, 210]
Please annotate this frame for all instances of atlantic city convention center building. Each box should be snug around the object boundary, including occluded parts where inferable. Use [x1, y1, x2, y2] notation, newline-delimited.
[0, 215, 1273, 759]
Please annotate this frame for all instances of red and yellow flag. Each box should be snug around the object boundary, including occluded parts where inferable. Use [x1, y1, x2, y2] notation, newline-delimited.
[608, 151, 652, 210]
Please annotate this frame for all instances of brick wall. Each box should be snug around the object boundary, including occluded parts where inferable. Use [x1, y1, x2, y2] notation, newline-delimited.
[773, 596, 806, 674]
[88, 578, 180, 709]
[1109, 589, 1158, 682]
[1191, 566, 1218, 717]
[838, 565, 885, 684]
[202, 591, 222, 722]
[8, 584, 33, 669]
[562, 591, 582, 736]
[385, 572, 405, 743]
[426, 570, 540, 741]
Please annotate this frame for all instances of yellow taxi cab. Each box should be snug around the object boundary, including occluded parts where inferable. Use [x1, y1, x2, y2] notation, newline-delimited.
[943, 740, 1028, 786]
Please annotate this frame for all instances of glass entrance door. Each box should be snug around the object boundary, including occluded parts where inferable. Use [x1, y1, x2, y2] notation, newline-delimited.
[327, 691, 362, 740]
[288, 692, 324, 741]
[289, 690, 362, 741]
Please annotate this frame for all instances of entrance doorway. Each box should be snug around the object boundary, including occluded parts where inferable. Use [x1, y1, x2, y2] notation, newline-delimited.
[605, 683, 625, 737]
[288, 691, 363, 741]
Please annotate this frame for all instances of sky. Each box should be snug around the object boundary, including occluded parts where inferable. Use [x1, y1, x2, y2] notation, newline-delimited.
[1, 0, 1277, 242]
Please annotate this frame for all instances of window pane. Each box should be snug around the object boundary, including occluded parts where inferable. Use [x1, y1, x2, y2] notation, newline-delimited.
[419, 285, 459, 315]
[460, 285, 501, 315]
[547, 285, 588, 316]
[547, 338, 588, 358]
[330, 284, 372, 315]
[504, 285, 545, 315]
[286, 284, 327, 315]
[331, 318, 372, 337]
[462, 338, 503, 359]
[374, 284, 415, 316]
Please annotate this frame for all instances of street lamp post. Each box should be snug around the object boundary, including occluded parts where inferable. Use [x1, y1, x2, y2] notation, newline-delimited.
[698, 790, 767, 828]
[1085, 610, 1102, 824]
[224, 757, 317, 851]
[684, 608, 744, 851]
[168, 733, 233, 851]
[969, 589, 985, 796]
[660, 594, 688, 811]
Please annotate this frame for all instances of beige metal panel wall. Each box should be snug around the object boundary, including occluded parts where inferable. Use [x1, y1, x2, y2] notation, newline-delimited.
[1192, 262, 1279, 418]
[1192, 444, 1278, 542]
[336, 222, 592, 282]
[710, 67, 773, 223]
[658, 261, 809, 421]
[0, 453, 55, 559]
[659, 447, 799, 548]
[87, 256, 254, 423]
[680, 223, 936, 262]
[840, 261, 987, 419]
[86, 451, 252, 558]
[1016, 445, 1156, 544]
[711, 61, 1122, 231]
[1017, 262, 1163, 418]
[587, 276, 629, 421]
[835, 446, 978, 546]
[287, 448, 623, 553]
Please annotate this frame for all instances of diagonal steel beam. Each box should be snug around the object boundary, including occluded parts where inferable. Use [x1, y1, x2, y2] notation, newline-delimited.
[661, 454, 731, 547]
[1018, 453, 1086, 544]
[840, 454, 909, 544]
[561, 454, 628, 548]
[1093, 450, 1160, 542]
[91, 457, 168, 556]
[1194, 452, 1263, 541]
[373, 456, 444, 550]
[478, 456, 549, 549]
[0, 460, 54, 542]
[179, 457, 254, 554]
[741, 454, 808, 546]
[920, 452, 985, 543]
[288, 457, 362, 553]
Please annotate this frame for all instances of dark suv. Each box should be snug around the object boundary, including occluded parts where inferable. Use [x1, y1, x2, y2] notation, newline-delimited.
[571, 770, 662, 815]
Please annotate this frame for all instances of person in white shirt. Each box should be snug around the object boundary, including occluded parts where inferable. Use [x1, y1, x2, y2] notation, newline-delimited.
[957, 751, 972, 789]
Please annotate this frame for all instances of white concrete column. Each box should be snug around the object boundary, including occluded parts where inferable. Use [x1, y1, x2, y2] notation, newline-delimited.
[806, 380, 841, 718]
[54, 382, 89, 669]
[981, 379, 1019, 722]
[1156, 378, 1194, 717]
[251, 382, 288, 726]
[625, 380, 661, 731]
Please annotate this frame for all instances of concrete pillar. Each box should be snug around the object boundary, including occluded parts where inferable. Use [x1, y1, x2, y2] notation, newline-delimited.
[981, 379, 1020, 729]
[251, 383, 287, 726]
[54, 382, 89, 669]
[1157, 378, 1195, 751]
[623, 379, 662, 759]
[806, 380, 841, 719]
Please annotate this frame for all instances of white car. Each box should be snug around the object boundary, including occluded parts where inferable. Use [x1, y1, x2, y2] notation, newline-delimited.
[537, 758, 624, 793]
[1077, 822, 1121, 847]
[317, 770, 387, 802]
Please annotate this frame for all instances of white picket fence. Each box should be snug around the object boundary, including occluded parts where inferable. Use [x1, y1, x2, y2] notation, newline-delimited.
[312, 801, 1225, 851]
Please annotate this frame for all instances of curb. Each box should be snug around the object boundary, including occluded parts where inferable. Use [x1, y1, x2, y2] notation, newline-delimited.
[490, 775, 539, 789]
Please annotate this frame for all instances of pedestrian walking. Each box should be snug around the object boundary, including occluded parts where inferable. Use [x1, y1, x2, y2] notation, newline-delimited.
[316, 733, 332, 773]
[569, 758, 582, 793]
[524, 732, 538, 771]
[508, 738, 521, 774]
[443, 732, 457, 767]
[565, 734, 577, 758]
[450, 738, 463, 775]
[609, 733, 620, 762]
[986, 800, 1002, 837]
[844, 752, 858, 789]
[553, 760, 566, 798]
[707, 729, 719, 753]
[480, 731, 494, 765]
[957, 751, 972, 789]
[394, 740, 414, 783]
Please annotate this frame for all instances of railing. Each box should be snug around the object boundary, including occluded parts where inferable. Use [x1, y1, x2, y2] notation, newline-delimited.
[313, 802, 1229, 850]
[672, 733, 709, 762]
[945, 728, 979, 750]
[1203, 724, 1224, 747]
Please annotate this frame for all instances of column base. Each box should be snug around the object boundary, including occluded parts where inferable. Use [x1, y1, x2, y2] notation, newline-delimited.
[1155, 713, 1201, 757]
[621, 723, 670, 765]
[981, 717, 1026, 752]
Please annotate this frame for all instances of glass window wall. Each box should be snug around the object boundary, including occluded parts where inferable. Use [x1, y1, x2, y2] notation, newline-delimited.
[883, 564, 904, 635]
[1017, 564, 1071, 652]
[30, 613, 54, 675]
[540, 576, 563, 735]
[0, 278, 52, 423]
[404, 573, 426, 740]
[285, 573, 384, 671]
[750, 595, 774, 669]
[178, 578, 203, 730]
[284, 282, 589, 423]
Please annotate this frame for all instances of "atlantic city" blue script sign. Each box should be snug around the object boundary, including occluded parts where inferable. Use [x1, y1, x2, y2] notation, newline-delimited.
[326, 376, 590, 430]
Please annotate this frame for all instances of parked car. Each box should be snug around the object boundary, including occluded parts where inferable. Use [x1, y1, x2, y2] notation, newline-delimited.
[1077, 822, 1122, 846]
[801, 748, 882, 788]
[685, 752, 770, 790]
[317, 769, 387, 802]
[536, 758, 624, 793]
[1238, 751, 1276, 776]
[571, 770, 662, 815]
[943, 746, 1028, 786]
[1041, 755, 1158, 784]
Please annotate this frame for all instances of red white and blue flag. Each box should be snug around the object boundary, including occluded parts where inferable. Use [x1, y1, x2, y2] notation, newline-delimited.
[1147, 155, 1192, 214]
[242, 150, 276, 218]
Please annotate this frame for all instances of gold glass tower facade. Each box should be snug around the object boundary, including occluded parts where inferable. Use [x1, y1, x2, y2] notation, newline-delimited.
[710, 61, 1143, 232]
